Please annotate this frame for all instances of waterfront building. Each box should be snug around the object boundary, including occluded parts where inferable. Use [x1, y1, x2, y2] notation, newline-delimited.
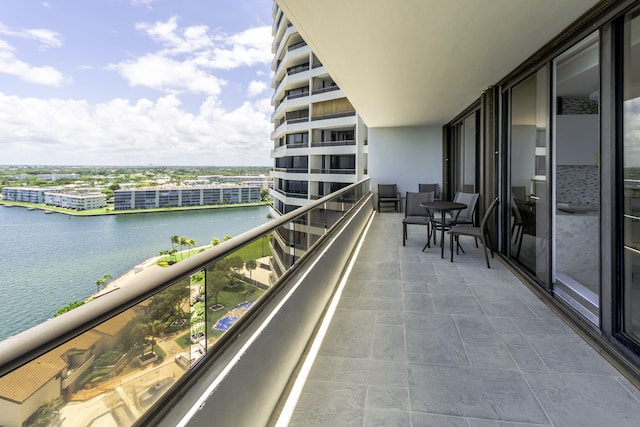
[1, 187, 60, 204]
[113, 185, 261, 210]
[44, 192, 106, 211]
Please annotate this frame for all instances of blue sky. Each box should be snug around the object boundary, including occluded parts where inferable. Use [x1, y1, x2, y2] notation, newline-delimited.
[0, 0, 274, 166]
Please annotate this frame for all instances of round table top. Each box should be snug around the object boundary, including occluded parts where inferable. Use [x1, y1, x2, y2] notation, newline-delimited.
[420, 201, 467, 211]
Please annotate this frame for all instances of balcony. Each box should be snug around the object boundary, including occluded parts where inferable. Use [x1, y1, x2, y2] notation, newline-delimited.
[2, 181, 640, 427]
[310, 139, 356, 148]
[310, 111, 356, 121]
[309, 168, 356, 175]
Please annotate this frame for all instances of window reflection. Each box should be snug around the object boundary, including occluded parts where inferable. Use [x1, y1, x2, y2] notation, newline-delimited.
[508, 68, 549, 284]
[623, 9, 640, 343]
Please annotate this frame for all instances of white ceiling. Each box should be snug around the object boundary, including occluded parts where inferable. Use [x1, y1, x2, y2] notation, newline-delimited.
[276, 0, 601, 128]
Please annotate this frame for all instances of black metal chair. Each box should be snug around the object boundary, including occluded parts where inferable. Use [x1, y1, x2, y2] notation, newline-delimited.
[418, 183, 440, 200]
[430, 191, 479, 244]
[448, 197, 500, 268]
[402, 191, 434, 248]
[377, 184, 401, 212]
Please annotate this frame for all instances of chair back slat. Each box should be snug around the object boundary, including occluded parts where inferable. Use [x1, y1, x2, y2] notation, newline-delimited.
[405, 191, 434, 217]
[379, 184, 397, 198]
[453, 192, 479, 223]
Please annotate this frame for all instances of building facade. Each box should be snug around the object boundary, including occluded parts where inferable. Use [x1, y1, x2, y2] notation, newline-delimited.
[113, 185, 261, 211]
[269, 6, 368, 216]
[269, 5, 369, 273]
[44, 192, 106, 210]
[1, 187, 57, 204]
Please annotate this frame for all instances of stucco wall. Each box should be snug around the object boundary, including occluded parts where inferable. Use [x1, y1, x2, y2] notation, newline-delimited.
[368, 125, 442, 198]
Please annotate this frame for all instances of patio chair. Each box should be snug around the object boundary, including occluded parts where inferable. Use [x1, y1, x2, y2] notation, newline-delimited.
[448, 197, 500, 268]
[378, 184, 401, 212]
[418, 183, 440, 200]
[430, 191, 479, 244]
[402, 191, 434, 247]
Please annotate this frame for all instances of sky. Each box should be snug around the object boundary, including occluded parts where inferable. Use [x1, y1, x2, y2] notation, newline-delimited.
[0, 0, 275, 166]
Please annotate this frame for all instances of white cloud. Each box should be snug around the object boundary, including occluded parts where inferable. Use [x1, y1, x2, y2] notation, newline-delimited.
[109, 54, 225, 95]
[0, 24, 62, 49]
[111, 18, 272, 98]
[207, 26, 273, 70]
[0, 92, 273, 165]
[247, 80, 268, 97]
[0, 38, 69, 86]
[0, 23, 68, 86]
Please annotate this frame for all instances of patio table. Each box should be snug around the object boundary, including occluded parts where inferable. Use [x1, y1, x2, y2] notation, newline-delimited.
[420, 200, 467, 258]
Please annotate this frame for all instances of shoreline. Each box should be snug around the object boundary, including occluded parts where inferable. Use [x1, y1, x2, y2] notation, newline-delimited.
[0, 201, 269, 217]
[89, 245, 213, 301]
[90, 255, 164, 300]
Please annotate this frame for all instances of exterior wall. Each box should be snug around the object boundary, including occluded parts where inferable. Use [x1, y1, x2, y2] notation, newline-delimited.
[0, 398, 22, 427]
[269, 6, 367, 217]
[368, 125, 442, 197]
[113, 186, 261, 210]
[0, 376, 60, 427]
[1, 187, 56, 203]
[44, 192, 106, 210]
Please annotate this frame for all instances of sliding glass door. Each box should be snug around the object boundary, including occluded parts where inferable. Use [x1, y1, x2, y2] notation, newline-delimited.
[507, 68, 550, 287]
[552, 32, 600, 324]
[622, 9, 640, 344]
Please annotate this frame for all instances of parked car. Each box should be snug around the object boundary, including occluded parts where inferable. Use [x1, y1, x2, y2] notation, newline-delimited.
[138, 377, 175, 407]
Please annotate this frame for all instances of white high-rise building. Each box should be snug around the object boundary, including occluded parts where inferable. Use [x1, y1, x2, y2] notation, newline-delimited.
[269, 4, 368, 217]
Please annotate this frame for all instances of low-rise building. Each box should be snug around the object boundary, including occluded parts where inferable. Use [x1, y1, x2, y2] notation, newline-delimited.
[1, 187, 60, 204]
[44, 192, 106, 211]
[113, 185, 262, 211]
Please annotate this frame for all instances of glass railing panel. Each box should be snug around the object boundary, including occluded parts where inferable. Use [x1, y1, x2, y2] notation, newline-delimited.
[0, 179, 370, 427]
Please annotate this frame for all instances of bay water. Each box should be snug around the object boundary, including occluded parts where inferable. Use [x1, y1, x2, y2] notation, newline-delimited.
[0, 205, 270, 340]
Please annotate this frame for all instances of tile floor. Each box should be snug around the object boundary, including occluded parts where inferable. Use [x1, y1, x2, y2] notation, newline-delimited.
[289, 212, 640, 426]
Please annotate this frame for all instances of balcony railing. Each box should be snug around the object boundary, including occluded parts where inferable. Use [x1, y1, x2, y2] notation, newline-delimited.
[287, 41, 307, 51]
[272, 167, 308, 173]
[311, 86, 339, 95]
[310, 111, 356, 121]
[309, 168, 357, 174]
[0, 179, 372, 427]
[310, 139, 356, 147]
[286, 64, 310, 76]
[274, 188, 308, 199]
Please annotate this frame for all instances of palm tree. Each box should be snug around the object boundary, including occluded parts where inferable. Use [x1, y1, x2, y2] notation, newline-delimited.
[245, 259, 257, 280]
[170, 234, 180, 252]
[95, 273, 112, 293]
[179, 236, 189, 260]
[143, 319, 164, 355]
[187, 238, 196, 257]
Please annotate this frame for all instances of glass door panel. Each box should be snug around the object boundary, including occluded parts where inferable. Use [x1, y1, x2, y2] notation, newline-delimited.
[552, 32, 600, 324]
[508, 68, 550, 286]
[622, 9, 640, 343]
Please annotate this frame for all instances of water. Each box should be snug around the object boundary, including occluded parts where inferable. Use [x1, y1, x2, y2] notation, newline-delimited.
[0, 205, 270, 340]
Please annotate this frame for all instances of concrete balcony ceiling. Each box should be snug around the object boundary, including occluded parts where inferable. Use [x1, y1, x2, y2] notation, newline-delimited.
[276, 0, 600, 127]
